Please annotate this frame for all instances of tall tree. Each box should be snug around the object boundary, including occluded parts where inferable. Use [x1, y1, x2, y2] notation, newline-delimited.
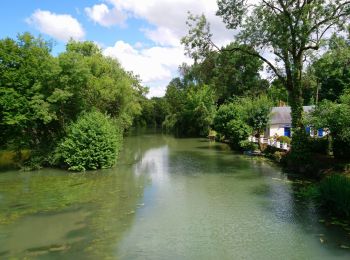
[312, 36, 350, 102]
[182, 0, 350, 164]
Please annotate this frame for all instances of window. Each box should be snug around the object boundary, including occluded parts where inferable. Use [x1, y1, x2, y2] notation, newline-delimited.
[284, 127, 291, 137]
[306, 126, 311, 135]
[318, 128, 323, 137]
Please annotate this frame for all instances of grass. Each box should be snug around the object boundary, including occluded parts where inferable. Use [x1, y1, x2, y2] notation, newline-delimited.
[319, 174, 350, 218]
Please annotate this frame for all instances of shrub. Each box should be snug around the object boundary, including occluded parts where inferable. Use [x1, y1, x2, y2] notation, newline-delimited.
[308, 137, 329, 155]
[54, 111, 122, 171]
[239, 140, 258, 151]
[318, 175, 350, 217]
[226, 119, 252, 150]
[277, 136, 291, 144]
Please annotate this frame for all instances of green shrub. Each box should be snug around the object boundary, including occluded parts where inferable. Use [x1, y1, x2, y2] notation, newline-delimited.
[308, 137, 329, 155]
[319, 175, 350, 217]
[226, 119, 252, 150]
[54, 111, 122, 171]
[239, 140, 258, 151]
[277, 136, 291, 144]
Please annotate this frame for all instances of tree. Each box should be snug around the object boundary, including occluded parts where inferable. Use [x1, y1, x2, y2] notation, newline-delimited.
[163, 82, 216, 136]
[309, 92, 350, 160]
[213, 101, 251, 149]
[0, 33, 60, 155]
[312, 35, 350, 102]
[182, 0, 350, 165]
[243, 95, 273, 149]
[213, 95, 272, 150]
[0, 34, 144, 169]
[179, 42, 267, 103]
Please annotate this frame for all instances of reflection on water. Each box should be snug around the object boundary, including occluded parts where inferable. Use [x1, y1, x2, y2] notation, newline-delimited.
[0, 133, 349, 259]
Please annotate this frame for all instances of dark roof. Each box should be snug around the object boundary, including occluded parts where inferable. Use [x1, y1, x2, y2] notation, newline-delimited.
[270, 106, 314, 125]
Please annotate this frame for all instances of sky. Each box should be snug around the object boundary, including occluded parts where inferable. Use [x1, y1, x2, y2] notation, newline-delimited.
[0, 0, 233, 97]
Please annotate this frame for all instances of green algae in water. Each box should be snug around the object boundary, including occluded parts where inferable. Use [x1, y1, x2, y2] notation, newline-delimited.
[0, 134, 350, 259]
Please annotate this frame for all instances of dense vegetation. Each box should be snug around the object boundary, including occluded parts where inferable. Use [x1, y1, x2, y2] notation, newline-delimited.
[0, 33, 144, 170]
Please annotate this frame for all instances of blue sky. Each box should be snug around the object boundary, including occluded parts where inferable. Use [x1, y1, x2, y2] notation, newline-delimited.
[0, 0, 232, 96]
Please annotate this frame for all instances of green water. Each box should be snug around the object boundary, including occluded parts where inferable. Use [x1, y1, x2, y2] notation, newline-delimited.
[0, 133, 349, 259]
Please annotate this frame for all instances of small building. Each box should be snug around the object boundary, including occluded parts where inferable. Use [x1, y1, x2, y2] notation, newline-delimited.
[266, 106, 326, 138]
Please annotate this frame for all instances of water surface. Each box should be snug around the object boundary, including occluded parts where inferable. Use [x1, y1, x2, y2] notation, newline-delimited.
[0, 133, 349, 259]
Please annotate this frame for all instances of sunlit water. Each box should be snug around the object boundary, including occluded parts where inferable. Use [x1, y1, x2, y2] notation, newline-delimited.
[0, 133, 349, 259]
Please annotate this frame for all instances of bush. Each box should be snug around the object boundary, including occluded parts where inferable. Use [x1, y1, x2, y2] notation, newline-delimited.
[239, 140, 258, 151]
[226, 119, 252, 150]
[277, 136, 291, 144]
[308, 137, 329, 155]
[318, 175, 350, 217]
[54, 111, 122, 171]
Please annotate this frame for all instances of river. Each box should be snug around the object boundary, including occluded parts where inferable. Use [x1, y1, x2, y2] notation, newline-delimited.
[0, 133, 349, 259]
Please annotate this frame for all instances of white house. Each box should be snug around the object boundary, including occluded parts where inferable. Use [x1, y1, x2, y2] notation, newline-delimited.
[266, 106, 326, 138]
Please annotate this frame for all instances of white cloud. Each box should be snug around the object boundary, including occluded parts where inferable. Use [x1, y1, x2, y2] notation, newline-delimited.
[106, 0, 234, 47]
[98, 1, 235, 96]
[85, 3, 126, 27]
[26, 9, 85, 42]
[103, 41, 192, 96]
[142, 27, 180, 47]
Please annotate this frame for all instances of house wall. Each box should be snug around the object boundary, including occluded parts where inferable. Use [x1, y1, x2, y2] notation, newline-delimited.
[267, 125, 328, 138]
[268, 124, 289, 137]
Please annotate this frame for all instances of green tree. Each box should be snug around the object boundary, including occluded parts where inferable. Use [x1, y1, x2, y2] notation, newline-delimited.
[179, 42, 267, 103]
[182, 1, 350, 166]
[1, 34, 143, 169]
[309, 92, 350, 160]
[213, 95, 271, 150]
[312, 36, 350, 102]
[164, 82, 216, 136]
[243, 95, 273, 149]
[0, 33, 60, 155]
[213, 101, 251, 149]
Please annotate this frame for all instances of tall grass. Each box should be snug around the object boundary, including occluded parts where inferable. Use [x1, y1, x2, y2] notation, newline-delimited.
[319, 175, 350, 217]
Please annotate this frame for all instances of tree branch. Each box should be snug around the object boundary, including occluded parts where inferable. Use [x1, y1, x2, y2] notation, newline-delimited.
[213, 43, 286, 84]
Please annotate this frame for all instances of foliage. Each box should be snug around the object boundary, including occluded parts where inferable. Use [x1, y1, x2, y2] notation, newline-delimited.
[0, 34, 143, 169]
[182, 0, 350, 168]
[267, 79, 289, 106]
[134, 97, 169, 129]
[54, 111, 122, 171]
[239, 140, 258, 151]
[318, 175, 350, 217]
[213, 101, 252, 149]
[243, 95, 272, 137]
[0, 33, 60, 153]
[312, 36, 350, 102]
[308, 137, 329, 155]
[213, 102, 242, 137]
[309, 92, 350, 160]
[226, 119, 252, 149]
[164, 83, 216, 136]
[213, 95, 271, 150]
[180, 42, 267, 102]
[277, 136, 291, 145]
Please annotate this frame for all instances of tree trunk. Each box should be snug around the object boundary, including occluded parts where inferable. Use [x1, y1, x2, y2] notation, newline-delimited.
[288, 65, 311, 170]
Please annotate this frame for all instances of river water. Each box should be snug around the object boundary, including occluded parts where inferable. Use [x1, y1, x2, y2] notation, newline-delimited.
[0, 133, 349, 259]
